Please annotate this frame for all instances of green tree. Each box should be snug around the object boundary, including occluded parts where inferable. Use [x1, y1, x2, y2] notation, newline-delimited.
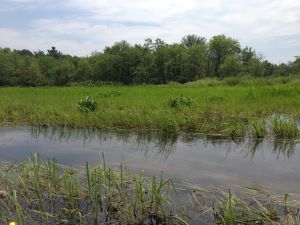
[47, 47, 63, 59]
[181, 34, 206, 48]
[208, 35, 241, 76]
[75, 58, 93, 81]
[50, 59, 75, 85]
[219, 55, 242, 77]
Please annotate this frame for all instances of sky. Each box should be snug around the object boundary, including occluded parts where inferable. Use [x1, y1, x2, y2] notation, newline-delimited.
[0, 0, 300, 63]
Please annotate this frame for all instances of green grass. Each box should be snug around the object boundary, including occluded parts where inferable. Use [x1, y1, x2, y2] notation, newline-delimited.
[0, 75, 299, 138]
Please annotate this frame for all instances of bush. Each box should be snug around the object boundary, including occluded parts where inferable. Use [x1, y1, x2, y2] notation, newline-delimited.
[169, 95, 192, 108]
[77, 96, 97, 113]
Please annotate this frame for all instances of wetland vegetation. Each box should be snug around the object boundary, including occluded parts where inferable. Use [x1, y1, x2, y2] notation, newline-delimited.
[0, 76, 300, 138]
[1, 154, 300, 225]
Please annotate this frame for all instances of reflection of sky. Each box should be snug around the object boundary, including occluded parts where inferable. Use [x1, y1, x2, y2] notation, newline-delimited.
[1, 0, 300, 63]
[0, 126, 300, 193]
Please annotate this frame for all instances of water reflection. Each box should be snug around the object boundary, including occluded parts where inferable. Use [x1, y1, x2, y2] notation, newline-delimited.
[1, 125, 300, 193]
[31, 125, 298, 160]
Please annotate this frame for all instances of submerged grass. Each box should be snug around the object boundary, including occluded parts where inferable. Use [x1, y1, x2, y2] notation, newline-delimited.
[0, 154, 185, 225]
[1, 155, 300, 224]
[186, 184, 300, 225]
[0, 75, 300, 138]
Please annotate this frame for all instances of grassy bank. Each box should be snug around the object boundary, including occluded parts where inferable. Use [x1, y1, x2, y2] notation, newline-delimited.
[1, 155, 299, 224]
[0, 76, 300, 138]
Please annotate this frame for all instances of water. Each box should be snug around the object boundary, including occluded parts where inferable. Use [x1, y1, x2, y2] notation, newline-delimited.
[0, 125, 300, 193]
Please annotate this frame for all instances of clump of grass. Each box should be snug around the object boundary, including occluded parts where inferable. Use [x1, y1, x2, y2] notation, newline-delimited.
[249, 120, 266, 138]
[77, 96, 97, 113]
[169, 95, 192, 108]
[0, 154, 186, 225]
[268, 116, 298, 139]
[186, 184, 300, 225]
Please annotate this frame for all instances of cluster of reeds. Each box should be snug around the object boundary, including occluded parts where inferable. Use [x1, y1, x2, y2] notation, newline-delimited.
[186, 184, 300, 225]
[0, 154, 186, 225]
[249, 115, 299, 139]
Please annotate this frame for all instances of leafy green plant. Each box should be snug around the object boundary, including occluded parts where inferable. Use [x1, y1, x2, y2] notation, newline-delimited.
[77, 96, 97, 113]
[169, 95, 192, 108]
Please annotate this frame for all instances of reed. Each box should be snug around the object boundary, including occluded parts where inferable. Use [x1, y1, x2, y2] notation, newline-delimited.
[0, 155, 186, 225]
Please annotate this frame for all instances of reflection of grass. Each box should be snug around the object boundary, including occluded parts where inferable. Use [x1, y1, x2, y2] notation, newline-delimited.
[0, 154, 186, 225]
[0, 76, 300, 138]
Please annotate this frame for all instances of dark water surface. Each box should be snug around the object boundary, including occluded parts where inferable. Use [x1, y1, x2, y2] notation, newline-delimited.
[0, 125, 300, 193]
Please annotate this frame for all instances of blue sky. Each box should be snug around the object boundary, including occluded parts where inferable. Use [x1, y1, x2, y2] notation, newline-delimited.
[1, 0, 300, 63]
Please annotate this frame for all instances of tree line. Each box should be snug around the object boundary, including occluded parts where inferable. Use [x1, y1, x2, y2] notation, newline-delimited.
[0, 34, 299, 86]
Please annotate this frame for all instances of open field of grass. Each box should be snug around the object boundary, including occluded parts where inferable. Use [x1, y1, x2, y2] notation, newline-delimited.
[0, 76, 300, 138]
[1, 155, 299, 224]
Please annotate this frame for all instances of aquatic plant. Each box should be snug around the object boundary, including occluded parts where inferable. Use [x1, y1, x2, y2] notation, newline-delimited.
[186, 184, 300, 225]
[0, 154, 186, 225]
[268, 115, 298, 139]
[249, 120, 266, 138]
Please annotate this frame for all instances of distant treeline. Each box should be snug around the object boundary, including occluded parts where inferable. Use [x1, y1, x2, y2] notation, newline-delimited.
[0, 34, 299, 86]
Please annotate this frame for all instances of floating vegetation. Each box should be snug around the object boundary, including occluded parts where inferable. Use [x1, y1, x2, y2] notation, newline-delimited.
[0, 154, 186, 225]
[77, 96, 97, 113]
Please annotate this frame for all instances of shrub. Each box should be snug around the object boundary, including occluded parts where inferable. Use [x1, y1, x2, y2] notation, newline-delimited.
[77, 96, 97, 113]
[168, 95, 192, 108]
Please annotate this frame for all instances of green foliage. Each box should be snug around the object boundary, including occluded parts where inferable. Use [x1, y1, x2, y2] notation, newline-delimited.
[77, 96, 97, 113]
[169, 95, 192, 108]
[219, 55, 242, 77]
[1, 35, 299, 87]
[208, 35, 241, 76]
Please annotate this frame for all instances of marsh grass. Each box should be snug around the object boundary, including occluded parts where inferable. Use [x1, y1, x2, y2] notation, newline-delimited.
[186, 184, 300, 225]
[1, 154, 300, 224]
[268, 115, 299, 139]
[0, 154, 186, 225]
[249, 120, 266, 138]
[0, 76, 300, 137]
